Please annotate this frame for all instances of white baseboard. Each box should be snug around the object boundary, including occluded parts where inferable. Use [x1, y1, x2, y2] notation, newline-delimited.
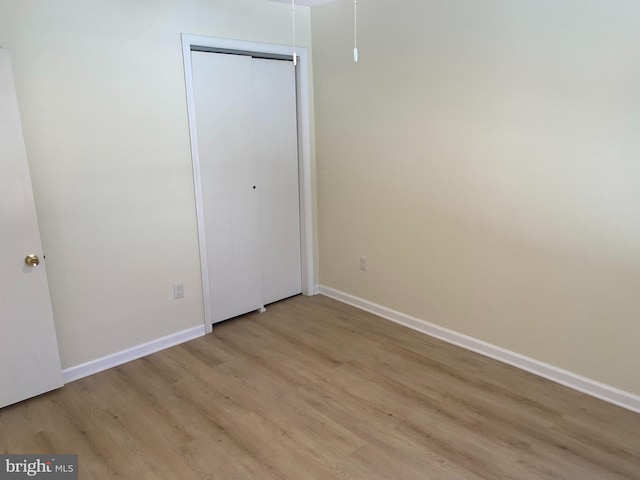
[317, 285, 640, 415]
[62, 325, 206, 383]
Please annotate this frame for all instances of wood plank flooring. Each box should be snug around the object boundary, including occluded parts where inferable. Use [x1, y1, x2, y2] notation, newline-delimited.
[1, 294, 639, 479]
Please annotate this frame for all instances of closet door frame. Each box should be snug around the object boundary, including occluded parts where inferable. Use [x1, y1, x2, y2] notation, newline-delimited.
[181, 34, 315, 334]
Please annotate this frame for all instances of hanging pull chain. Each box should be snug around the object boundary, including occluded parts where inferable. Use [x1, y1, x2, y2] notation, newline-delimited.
[353, 0, 358, 62]
[292, 0, 297, 66]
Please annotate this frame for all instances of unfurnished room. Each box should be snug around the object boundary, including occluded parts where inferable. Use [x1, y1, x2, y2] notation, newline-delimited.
[1, 1, 639, 479]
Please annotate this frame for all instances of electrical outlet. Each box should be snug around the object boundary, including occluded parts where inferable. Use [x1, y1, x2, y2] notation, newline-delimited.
[173, 282, 184, 299]
[360, 256, 367, 271]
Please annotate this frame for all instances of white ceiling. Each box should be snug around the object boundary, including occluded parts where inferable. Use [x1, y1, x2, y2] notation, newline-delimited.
[268, 0, 338, 6]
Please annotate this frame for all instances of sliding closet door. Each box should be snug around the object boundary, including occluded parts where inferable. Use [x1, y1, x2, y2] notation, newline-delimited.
[191, 51, 302, 324]
[192, 52, 263, 323]
[251, 58, 302, 305]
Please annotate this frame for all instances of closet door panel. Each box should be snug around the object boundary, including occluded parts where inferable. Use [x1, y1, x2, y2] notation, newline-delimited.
[251, 58, 302, 305]
[192, 52, 263, 323]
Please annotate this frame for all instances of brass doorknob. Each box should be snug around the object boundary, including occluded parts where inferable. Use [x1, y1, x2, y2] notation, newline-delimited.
[25, 254, 40, 267]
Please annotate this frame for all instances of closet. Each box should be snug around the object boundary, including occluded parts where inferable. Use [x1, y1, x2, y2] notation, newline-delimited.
[191, 50, 302, 324]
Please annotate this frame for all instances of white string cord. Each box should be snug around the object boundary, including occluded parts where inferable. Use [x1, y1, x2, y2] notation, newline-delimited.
[353, 0, 358, 62]
[292, 0, 297, 66]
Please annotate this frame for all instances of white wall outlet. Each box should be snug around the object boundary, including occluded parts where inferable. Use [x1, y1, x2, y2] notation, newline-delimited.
[360, 256, 367, 271]
[173, 282, 184, 299]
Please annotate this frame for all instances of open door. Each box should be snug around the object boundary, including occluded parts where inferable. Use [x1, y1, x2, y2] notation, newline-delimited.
[0, 49, 64, 408]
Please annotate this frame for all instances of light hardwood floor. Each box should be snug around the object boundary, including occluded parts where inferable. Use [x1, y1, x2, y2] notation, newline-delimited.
[1, 294, 639, 479]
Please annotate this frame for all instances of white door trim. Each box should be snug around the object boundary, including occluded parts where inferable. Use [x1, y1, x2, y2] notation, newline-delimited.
[181, 34, 315, 334]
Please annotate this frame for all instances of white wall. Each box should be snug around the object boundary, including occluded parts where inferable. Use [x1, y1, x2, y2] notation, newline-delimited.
[0, 0, 312, 369]
[312, 0, 640, 396]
